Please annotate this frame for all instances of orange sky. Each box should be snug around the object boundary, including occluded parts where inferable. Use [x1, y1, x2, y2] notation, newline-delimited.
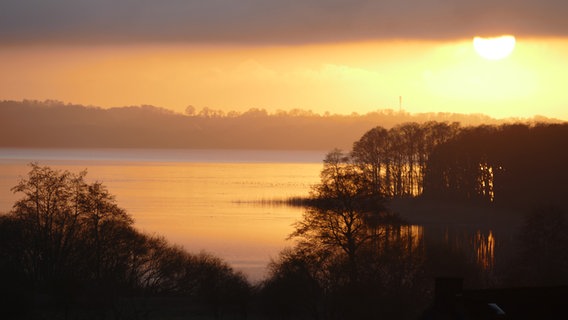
[3, 1, 568, 120]
[2, 37, 568, 120]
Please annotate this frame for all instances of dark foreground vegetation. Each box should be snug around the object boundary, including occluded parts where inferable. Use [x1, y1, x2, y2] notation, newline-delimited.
[2, 121, 568, 319]
[0, 164, 250, 319]
[261, 121, 568, 319]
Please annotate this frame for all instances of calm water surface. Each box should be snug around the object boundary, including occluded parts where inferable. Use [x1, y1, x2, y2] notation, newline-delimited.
[0, 148, 508, 282]
[0, 149, 325, 281]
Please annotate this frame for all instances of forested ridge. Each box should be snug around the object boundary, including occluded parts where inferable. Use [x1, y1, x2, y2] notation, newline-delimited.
[0, 99, 557, 150]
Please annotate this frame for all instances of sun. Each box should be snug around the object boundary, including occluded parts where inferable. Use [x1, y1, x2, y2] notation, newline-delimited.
[473, 35, 516, 60]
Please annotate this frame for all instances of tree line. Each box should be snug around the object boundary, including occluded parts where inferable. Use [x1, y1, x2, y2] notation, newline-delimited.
[424, 123, 568, 208]
[0, 164, 250, 319]
[346, 121, 568, 209]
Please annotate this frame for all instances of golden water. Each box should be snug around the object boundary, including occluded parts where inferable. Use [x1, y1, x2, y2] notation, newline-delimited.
[0, 148, 500, 281]
[0, 149, 323, 281]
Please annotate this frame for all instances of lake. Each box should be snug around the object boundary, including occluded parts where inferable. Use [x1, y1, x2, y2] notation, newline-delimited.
[0, 148, 510, 283]
[0, 148, 326, 282]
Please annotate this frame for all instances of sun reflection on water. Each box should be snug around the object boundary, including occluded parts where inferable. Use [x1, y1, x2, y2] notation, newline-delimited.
[474, 229, 495, 271]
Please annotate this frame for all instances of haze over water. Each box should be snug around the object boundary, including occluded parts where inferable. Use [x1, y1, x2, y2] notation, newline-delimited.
[0, 148, 325, 281]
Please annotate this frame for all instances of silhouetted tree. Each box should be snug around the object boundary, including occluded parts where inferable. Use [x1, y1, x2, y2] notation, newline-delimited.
[291, 149, 383, 283]
[80, 182, 133, 282]
[185, 104, 196, 116]
[10, 164, 90, 286]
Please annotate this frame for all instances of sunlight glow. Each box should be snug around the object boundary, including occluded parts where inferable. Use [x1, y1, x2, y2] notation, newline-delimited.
[3, 37, 568, 120]
[473, 35, 516, 60]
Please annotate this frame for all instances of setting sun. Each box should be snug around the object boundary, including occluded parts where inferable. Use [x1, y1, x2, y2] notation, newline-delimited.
[473, 35, 516, 60]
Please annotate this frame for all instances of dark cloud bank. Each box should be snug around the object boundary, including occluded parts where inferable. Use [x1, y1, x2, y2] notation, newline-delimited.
[1, 0, 567, 45]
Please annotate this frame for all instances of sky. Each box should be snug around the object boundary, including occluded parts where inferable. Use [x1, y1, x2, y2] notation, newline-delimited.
[1, 0, 568, 120]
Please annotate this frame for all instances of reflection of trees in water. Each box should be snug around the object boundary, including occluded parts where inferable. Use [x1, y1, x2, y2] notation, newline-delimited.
[474, 230, 495, 271]
[439, 227, 496, 273]
[376, 224, 424, 259]
[265, 222, 500, 319]
[380, 225, 496, 274]
[373, 223, 498, 275]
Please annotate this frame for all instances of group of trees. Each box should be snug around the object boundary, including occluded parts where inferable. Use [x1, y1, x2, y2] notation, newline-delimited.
[259, 149, 435, 319]
[351, 121, 460, 198]
[340, 121, 568, 209]
[424, 123, 568, 208]
[0, 164, 250, 319]
[258, 121, 568, 319]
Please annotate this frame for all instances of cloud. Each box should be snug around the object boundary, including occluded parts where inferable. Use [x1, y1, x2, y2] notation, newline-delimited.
[1, 0, 567, 45]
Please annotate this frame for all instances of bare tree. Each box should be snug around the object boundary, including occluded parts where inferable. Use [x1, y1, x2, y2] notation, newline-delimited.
[291, 149, 379, 283]
[10, 163, 88, 283]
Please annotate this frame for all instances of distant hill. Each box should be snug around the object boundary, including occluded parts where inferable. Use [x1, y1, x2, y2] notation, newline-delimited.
[0, 100, 562, 150]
